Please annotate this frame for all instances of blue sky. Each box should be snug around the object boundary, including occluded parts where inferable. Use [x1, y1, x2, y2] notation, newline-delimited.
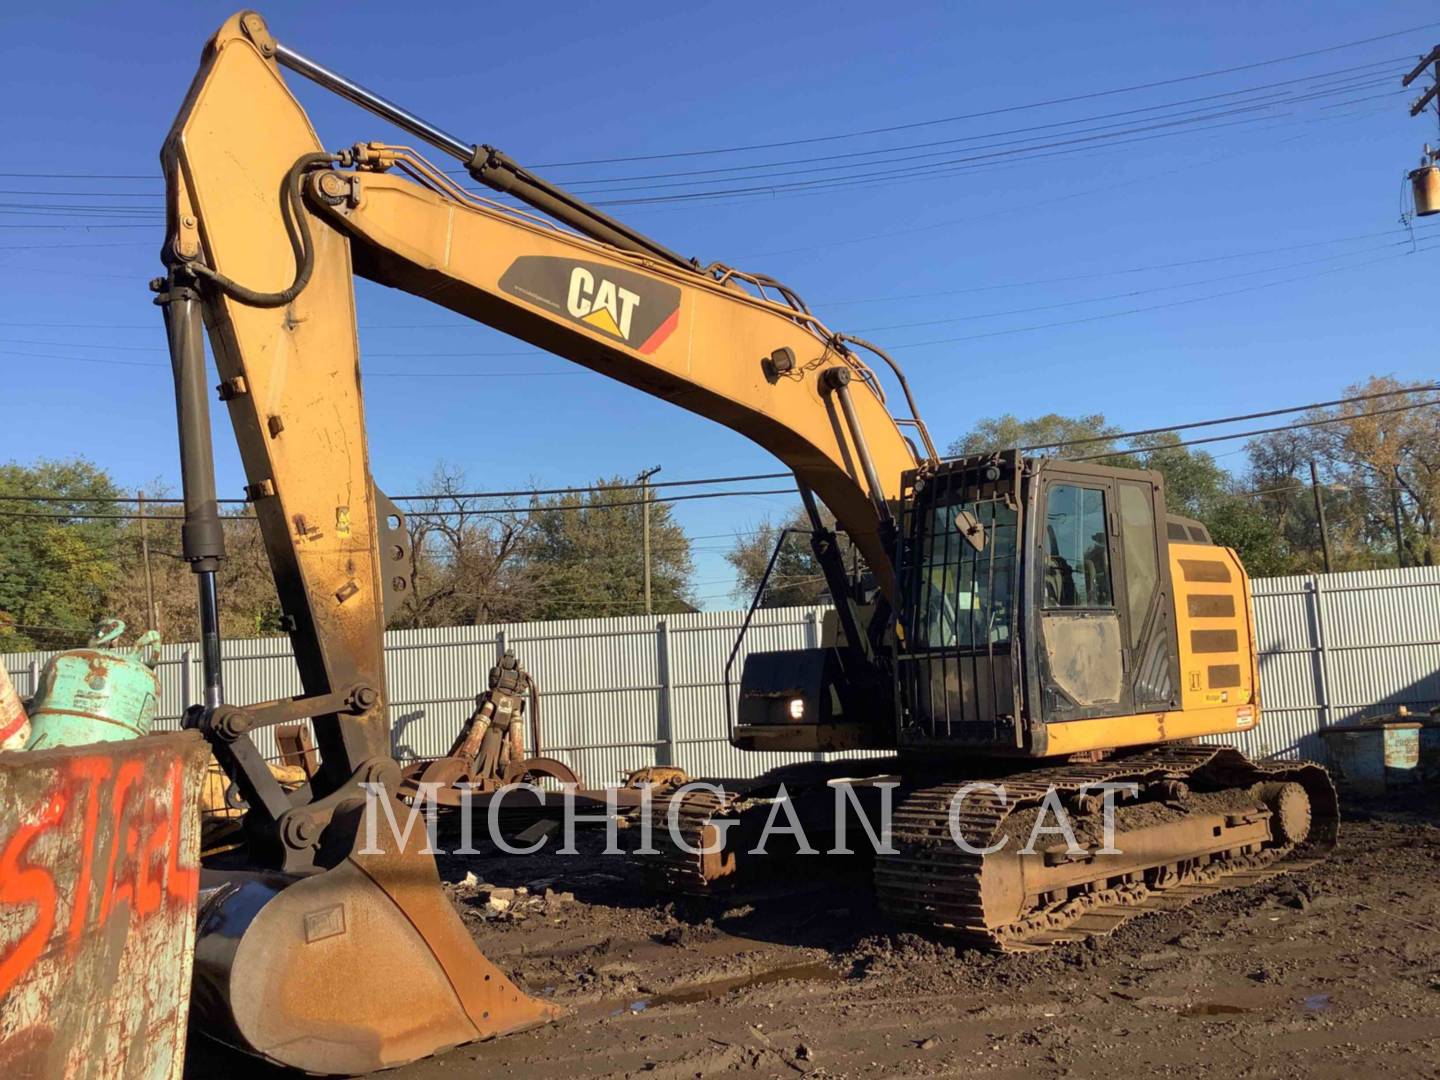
[3, 2, 1437, 608]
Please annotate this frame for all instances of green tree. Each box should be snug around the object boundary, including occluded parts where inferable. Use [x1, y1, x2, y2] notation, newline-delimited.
[0, 462, 295, 651]
[0, 459, 124, 651]
[386, 463, 534, 629]
[1203, 493, 1290, 577]
[102, 504, 284, 642]
[1243, 377, 1439, 570]
[725, 507, 843, 608]
[1318, 376, 1438, 567]
[518, 476, 695, 619]
[947, 412, 1124, 462]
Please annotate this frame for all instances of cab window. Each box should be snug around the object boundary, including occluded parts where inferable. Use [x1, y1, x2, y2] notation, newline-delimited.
[1043, 484, 1113, 608]
[911, 498, 1016, 650]
[1118, 482, 1159, 642]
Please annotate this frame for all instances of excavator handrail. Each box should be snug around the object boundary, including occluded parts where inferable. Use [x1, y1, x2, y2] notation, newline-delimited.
[721, 526, 816, 743]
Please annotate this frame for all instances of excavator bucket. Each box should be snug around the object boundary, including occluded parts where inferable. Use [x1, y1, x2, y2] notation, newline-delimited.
[190, 791, 559, 1074]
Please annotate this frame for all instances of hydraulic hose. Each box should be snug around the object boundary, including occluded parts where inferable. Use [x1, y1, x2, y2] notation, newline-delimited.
[184, 151, 337, 308]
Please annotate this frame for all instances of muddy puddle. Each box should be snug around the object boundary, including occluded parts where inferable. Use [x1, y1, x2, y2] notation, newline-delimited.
[1180, 1002, 1252, 1017]
[617, 961, 845, 1014]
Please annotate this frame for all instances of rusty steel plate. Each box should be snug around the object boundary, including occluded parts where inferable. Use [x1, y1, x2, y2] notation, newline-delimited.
[0, 731, 210, 1079]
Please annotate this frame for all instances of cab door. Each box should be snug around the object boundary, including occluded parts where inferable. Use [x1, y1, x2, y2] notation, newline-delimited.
[1114, 476, 1179, 712]
[1034, 471, 1131, 721]
[1032, 465, 1178, 723]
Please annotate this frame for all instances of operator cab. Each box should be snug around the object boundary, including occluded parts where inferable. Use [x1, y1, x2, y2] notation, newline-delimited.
[893, 451, 1191, 756]
[732, 450, 1249, 760]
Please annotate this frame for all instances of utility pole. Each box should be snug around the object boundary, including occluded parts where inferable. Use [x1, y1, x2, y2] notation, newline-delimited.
[1390, 479, 1407, 569]
[637, 466, 661, 615]
[1402, 45, 1440, 216]
[138, 489, 158, 633]
[1308, 461, 1333, 574]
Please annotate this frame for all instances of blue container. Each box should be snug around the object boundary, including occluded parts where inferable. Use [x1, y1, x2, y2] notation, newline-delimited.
[26, 621, 162, 750]
[1319, 709, 1440, 797]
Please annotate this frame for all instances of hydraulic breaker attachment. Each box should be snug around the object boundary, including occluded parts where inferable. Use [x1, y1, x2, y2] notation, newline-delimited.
[190, 788, 559, 1074]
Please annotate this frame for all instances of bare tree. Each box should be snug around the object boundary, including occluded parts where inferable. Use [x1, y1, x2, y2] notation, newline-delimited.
[390, 463, 535, 628]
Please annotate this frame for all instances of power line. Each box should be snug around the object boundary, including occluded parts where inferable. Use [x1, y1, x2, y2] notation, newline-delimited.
[396, 474, 792, 500]
[0, 73, 1406, 231]
[3, 230, 1432, 378]
[1014, 384, 1440, 453]
[0, 100, 1338, 220]
[504, 73, 1398, 199]
[819, 222, 1439, 307]
[0, 223, 153, 229]
[525, 60, 1401, 188]
[733, 102, 1397, 256]
[0, 56, 1403, 193]
[0, 345, 558, 370]
[415, 486, 796, 514]
[0, 471, 793, 505]
[0, 172, 156, 180]
[0, 97, 1389, 235]
[568, 82, 1401, 201]
[0, 337, 564, 361]
[7, 393, 1437, 516]
[0, 71, 1416, 244]
[0, 486, 798, 521]
[884, 240, 1440, 349]
[585, 90, 1403, 207]
[3, 91, 1389, 217]
[850, 235, 1434, 334]
[522, 24, 1439, 167]
[0, 240, 153, 252]
[1, 221, 1432, 331]
[1072, 397, 1440, 460]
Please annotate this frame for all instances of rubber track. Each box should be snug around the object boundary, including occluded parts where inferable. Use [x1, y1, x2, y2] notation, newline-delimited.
[874, 744, 1338, 951]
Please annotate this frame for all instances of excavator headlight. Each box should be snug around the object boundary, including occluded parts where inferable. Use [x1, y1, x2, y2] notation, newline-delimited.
[788, 697, 806, 721]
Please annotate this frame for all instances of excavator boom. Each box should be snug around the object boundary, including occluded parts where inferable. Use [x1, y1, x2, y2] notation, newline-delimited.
[160, 10, 928, 1073]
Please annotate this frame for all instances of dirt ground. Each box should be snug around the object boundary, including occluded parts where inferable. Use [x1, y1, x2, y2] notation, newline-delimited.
[187, 791, 1440, 1079]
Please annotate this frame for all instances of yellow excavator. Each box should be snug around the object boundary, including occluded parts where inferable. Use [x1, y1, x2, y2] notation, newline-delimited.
[159, 11, 1336, 1073]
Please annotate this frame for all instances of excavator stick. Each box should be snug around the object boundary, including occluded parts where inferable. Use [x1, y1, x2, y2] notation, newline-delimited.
[160, 14, 560, 1071]
[191, 791, 558, 1074]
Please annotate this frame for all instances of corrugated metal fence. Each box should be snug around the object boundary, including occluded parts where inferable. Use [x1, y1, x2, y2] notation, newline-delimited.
[1215, 565, 1440, 763]
[3, 608, 830, 784]
[7, 565, 1438, 777]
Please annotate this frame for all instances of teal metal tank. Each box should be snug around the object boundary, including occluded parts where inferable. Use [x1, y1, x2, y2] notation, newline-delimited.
[26, 620, 162, 750]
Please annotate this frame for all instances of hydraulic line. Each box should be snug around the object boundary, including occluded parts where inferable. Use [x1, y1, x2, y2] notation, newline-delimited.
[271, 41, 692, 270]
[182, 151, 337, 307]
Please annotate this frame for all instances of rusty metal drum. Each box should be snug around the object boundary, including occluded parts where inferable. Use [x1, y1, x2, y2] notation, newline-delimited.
[26, 622, 161, 751]
[0, 666, 30, 752]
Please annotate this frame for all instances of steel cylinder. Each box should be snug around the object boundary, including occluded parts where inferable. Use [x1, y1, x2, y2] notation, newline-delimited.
[26, 629, 161, 749]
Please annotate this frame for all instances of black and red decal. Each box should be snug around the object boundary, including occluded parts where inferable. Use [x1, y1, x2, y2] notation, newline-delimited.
[498, 256, 681, 354]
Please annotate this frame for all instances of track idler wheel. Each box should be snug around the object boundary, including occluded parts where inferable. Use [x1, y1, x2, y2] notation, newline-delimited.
[1256, 781, 1312, 847]
[190, 790, 560, 1074]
